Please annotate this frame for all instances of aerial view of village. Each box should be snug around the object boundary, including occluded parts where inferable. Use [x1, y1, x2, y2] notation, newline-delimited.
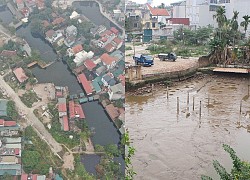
[125, 0, 250, 179]
[0, 0, 125, 179]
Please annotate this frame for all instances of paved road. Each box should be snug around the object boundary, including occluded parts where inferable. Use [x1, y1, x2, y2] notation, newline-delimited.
[0, 75, 63, 154]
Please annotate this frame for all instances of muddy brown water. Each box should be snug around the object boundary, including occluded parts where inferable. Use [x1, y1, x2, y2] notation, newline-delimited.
[126, 75, 250, 180]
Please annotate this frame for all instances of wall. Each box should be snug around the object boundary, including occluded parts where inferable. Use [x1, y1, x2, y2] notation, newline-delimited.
[198, 4, 217, 27]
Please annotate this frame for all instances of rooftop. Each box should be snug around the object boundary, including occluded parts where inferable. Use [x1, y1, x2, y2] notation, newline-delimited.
[62, 116, 69, 131]
[78, 74, 93, 95]
[13, 67, 28, 83]
[84, 59, 97, 71]
[100, 53, 117, 65]
[146, 3, 170, 16]
[105, 104, 119, 121]
[72, 44, 83, 55]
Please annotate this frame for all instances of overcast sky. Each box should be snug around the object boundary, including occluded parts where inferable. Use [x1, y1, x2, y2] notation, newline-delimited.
[131, 0, 181, 6]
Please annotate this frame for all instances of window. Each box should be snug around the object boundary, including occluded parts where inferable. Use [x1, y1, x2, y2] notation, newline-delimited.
[210, 0, 218, 3]
[152, 22, 156, 28]
[133, 23, 138, 28]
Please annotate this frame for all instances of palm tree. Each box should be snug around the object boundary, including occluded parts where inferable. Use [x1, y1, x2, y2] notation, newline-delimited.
[213, 6, 227, 28]
[231, 11, 239, 46]
[240, 15, 250, 36]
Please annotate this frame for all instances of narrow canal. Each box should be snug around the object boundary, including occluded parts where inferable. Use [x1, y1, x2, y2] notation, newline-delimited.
[126, 74, 250, 180]
[0, 2, 124, 176]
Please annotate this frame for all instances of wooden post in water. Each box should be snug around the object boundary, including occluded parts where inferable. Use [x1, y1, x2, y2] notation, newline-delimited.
[208, 95, 210, 107]
[187, 92, 189, 111]
[193, 96, 195, 111]
[167, 86, 169, 99]
[240, 100, 242, 114]
[177, 97, 179, 114]
[151, 83, 154, 95]
[248, 85, 249, 96]
[199, 101, 201, 118]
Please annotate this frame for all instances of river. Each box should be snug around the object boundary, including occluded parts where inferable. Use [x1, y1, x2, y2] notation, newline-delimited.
[126, 74, 250, 180]
[0, 2, 124, 176]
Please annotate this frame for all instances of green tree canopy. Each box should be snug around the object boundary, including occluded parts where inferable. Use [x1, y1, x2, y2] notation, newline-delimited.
[22, 150, 41, 173]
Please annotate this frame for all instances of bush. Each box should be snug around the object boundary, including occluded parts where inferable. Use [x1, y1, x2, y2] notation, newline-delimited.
[125, 46, 132, 50]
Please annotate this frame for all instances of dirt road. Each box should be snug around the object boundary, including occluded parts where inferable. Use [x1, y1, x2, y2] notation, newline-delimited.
[126, 44, 199, 75]
[0, 75, 63, 154]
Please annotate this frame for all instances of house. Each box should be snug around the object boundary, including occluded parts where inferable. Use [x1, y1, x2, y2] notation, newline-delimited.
[118, 74, 125, 86]
[64, 35, 76, 47]
[45, 29, 56, 43]
[57, 98, 67, 117]
[16, 0, 24, 10]
[0, 164, 21, 175]
[77, 74, 93, 95]
[69, 100, 85, 119]
[100, 30, 114, 39]
[36, 0, 45, 10]
[73, 50, 94, 66]
[84, 59, 96, 71]
[92, 80, 101, 93]
[66, 25, 77, 37]
[110, 50, 124, 61]
[146, 3, 170, 24]
[52, 17, 65, 26]
[95, 65, 107, 76]
[20, 7, 29, 18]
[90, 25, 106, 36]
[0, 50, 17, 58]
[0, 120, 17, 127]
[0, 99, 8, 117]
[21, 174, 46, 180]
[13, 67, 28, 83]
[101, 73, 116, 87]
[105, 104, 119, 121]
[104, 43, 115, 53]
[70, 11, 80, 19]
[100, 53, 118, 69]
[112, 37, 123, 49]
[62, 116, 69, 131]
[110, 27, 119, 35]
[108, 83, 125, 100]
[68, 44, 83, 56]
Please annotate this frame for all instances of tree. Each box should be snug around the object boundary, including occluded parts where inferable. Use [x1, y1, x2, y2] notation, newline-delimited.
[22, 150, 41, 173]
[240, 15, 250, 36]
[7, 101, 18, 120]
[213, 6, 227, 29]
[201, 144, 250, 180]
[30, 20, 44, 37]
[104, 144, 120, 157]
[158, 3, 165, 9]
[1, 173, 12, 180]
[231, 11, 239, 46]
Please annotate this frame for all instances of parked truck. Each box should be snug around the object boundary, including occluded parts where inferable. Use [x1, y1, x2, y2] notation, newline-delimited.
[158, 52, 177, 61]
[133, 54, 154, 67]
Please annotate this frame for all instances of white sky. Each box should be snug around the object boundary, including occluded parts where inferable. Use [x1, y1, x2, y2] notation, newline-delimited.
[131, 0, 181, 6]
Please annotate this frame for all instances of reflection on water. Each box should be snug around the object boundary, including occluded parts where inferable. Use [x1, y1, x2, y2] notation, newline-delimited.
[126, 75, 250, 180]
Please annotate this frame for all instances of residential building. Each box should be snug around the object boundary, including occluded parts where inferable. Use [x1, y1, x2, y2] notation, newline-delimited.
[100, 53, 118, 69]
[69, 100, 85, 119]
[77, 73, 93, 95]
[84, 59, 97, 71]
[105, 104, 119, 121]
[146, 3, 170, 24]
[64, 35, 76, 47]
[0, 50, 17, 58]
[68, 44, 83, 57]
[65, 25, 78, 37]
[16, 0, 24, 10]
[0, 164, 21, 175]
[108, 83, 125, 100]
[70, 11, 80, 19]
[13, 67, 28, 83]
[102, 73, 116, 87]
[62, 116, 69, 131]
[57, 98, 67, 117]
[95, 66, 107, 76]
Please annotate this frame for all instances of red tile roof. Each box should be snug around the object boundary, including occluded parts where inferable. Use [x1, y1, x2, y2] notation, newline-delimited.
[56, 91, 63, 97]
[100, 53, 117, 65]
[1, 50, 17, 57]
[58, 103, 67, 112]
[105, 104, 119, 121]
[52, 17, 65, 25]
[21, 174, 28, 180]
[104, 43, 115, 53]
[16, 0, 23, 4]
[118, 74, 125, 86]
[42, 20, 50, 27]
[110, 27, 119, 35]
[13, 67, 28, 83]
[62, 116, 69, 131]
[168, 18, 190, 26]
[78, 74, 93, 95]
[84, 59, 96, 71]
[0, 119, 4, 126]
[112, 37, 123, 46]
[101, 30, 113, 37]
[32, 174, 38, 180]
[74, 104, 85, 119]
[69, 100, 75, 119]
[72, 44, 83, 54]
[101, 37, 108, 42]
[4, 121, 17, 127]
[147, 3, 170, 16]
[45, 29, 55, 38]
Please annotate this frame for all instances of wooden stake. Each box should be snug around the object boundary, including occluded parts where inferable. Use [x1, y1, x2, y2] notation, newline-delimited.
[177, 97, 179, 114]
[167, 86, 169, 99]
[248, 85, 249, 96]
[208, 95, 210, 106]
[187, 92, 189, 105]
[199, 101, 201, 118]
[193, 96, 195, 111]
[240, 100, 242, 114]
